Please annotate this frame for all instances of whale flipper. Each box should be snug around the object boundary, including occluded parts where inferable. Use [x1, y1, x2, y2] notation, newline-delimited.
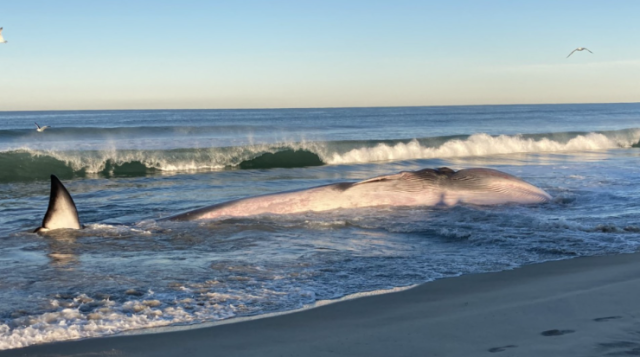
[35, 175, 82, 233]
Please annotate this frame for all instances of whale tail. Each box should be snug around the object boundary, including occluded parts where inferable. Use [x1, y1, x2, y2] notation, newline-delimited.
[35, 175, 82, 233]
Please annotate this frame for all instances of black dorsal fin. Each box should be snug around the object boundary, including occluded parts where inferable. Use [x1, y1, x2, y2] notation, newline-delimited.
[34, 175, 82, 233]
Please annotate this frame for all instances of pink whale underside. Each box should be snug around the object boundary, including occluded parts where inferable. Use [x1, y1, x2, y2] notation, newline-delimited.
[167, 168, 552, 221]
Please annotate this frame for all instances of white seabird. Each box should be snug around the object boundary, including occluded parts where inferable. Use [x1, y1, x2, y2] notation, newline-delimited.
[0, 28, 7, 43]
[35, 122, 50, 132]
[567, 47, 592, 58]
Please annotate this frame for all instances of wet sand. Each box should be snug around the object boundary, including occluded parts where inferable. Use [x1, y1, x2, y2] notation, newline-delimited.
[4, 252, 640, 357]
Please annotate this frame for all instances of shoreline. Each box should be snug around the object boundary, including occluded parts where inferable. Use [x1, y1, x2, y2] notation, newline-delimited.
[4, 252, 640, 356]
[114, 284, 419, 338]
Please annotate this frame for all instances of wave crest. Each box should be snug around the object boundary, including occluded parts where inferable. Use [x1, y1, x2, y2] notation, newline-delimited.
[326, 131, 638, 164]
[1, 129, 638, 182]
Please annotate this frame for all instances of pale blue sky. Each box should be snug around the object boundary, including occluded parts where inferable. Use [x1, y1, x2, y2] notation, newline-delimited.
[1, 0, 639, 110]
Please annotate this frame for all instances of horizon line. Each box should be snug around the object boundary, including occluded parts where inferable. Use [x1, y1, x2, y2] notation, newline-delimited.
[1, 101, 638, 113]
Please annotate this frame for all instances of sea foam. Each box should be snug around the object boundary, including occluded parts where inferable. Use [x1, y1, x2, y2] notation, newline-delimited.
[325, 132, 637, 164]
[0, 130, 638, 182]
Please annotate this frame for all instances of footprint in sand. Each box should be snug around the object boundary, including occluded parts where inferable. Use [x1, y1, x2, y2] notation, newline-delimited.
[593, 316, 622, 322]
[488, 345, 517, 353]
[541, 329, 575, 336]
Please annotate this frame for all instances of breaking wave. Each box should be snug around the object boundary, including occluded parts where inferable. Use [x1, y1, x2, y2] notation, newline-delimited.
[327, 130, 640, 164]
[1, 129, 638, 182]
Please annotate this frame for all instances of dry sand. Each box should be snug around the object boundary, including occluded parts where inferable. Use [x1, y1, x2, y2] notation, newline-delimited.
[4, 252, 640, 357]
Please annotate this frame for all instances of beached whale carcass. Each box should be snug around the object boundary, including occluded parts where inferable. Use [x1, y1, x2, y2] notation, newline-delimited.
[35, 167, 551, 232]
[164, 167, 551, 221]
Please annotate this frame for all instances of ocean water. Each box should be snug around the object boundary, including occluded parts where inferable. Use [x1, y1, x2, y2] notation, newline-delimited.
[1, 104, 639, 349]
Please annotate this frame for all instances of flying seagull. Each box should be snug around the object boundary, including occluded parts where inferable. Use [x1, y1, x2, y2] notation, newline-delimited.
[567, 47, 592, 58]
[0, 28, 7, 44]
[35, 122, 50, 132]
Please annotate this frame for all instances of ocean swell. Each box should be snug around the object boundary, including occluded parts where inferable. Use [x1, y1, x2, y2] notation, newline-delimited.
[1, 129, 638, 182]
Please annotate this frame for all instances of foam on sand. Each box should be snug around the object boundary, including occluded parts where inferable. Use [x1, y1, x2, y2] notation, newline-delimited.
[6, 253, 640, 356]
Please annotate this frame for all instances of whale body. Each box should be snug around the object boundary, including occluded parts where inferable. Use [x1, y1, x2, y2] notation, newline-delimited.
[35, 167, 551, 232]
[165, 167, 551, 221]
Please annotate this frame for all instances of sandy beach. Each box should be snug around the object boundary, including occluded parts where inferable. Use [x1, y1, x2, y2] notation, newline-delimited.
[3, 252, 640, 357]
